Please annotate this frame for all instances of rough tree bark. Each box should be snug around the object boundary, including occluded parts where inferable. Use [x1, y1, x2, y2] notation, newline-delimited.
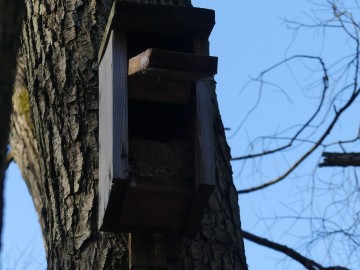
[10, 0, 248, 268]
[0, 0, 25, 247]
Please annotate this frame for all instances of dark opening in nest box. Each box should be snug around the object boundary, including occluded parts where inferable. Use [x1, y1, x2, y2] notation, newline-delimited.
[98, 1, 217, 235]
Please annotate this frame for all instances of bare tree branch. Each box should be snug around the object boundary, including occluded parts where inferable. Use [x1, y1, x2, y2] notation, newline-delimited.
[234, 1, 360, 268]
[232, 55, 328, 162]
[243, 230, 349, 270]
[237, 1, 360, 194]
[238, 87, 360, 194]
[320, 152, 360, 167]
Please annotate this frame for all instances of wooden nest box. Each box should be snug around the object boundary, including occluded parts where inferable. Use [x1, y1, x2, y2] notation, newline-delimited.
[98, 1, 217, 235]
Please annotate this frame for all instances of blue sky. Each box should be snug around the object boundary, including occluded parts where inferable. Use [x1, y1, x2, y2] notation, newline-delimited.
[3, 163, 46, 269]
[2, 1, 358, 269]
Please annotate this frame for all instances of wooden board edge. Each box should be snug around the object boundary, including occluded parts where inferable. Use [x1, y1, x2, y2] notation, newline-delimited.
[195, 78, 216, 187]
[127, 48, 152, 75]
[99, 178, 129, 232]
[98, 2, 216, 64]
[113, 2, 215, 36]
[183, 183, 214, 236]
[128, 49, 218, 77]
[98, 2, 117, 64]
[112, 30, 129, 179]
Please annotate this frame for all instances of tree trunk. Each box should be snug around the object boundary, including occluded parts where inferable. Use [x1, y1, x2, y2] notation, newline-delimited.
[0, 0, 25, 246]
[11, 0, 248, 268]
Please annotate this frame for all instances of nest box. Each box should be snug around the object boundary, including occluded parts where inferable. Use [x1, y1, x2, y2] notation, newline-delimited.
[98, 1, 217, 235]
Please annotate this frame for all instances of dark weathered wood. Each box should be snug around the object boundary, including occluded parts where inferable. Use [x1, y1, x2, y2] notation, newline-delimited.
[184, 38, 215, 234]
[194, 78, 216, 187]
[193, 37, 215, 187]
[185, 78, 216, 234]
[99, 29, 129, 231]
[128, 48, 218, 79]
[193, 37, 210, 56]
[320, 152, 360, 167]
[130, 68, 214, 82]
[119, 183, 193, 232]
[184, 184, 214, 235]
[112, 30, 129, 180]
[128, 77, 192, 105]
[98, 1, 215, 63]
[127, 48, 217, 106]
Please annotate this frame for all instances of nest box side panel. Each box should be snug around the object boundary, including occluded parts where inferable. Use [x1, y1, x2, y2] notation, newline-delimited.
[184, 38, 216, 234]
[193, 39, 215, 188]
[186, 78, 216, 233]
[194, 78, 215, 188]
[99, 31, 114, 229]
[112, 29, 129, 180]
[99, 30, 129, 231]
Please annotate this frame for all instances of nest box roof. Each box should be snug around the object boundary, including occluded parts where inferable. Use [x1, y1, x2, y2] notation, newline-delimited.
[98, 1, 215, 63]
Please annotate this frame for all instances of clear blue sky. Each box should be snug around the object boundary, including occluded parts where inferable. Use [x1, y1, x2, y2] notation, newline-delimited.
[2, 1, 357, 269]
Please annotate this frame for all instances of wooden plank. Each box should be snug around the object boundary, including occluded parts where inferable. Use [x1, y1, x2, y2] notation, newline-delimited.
[112, 29, 129, 180]
[183, 184, 214, 236]
[113, 3, 215, 37]
[194, 38, 215, 187]
[128, 49, 218, 77]
[98, 2, 215, 63]
[195, 78, 215, 186]
[193, 37, 210, 56]
[130, 68, 213, 82]
[98, 29, 115, 230]
[99, 29, 129, 231]
[128, 77, 192, 105]
[128, 49, 217, 83]
[184, 78, 215, 235]
[184, 39, 215, 234]
[99, 181, 128, 232]
[119, 183, 193, 232]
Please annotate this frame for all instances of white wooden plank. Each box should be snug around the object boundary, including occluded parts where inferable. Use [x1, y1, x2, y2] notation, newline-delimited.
[99, 30, 115, 229]
[99, 30, 129, 230]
